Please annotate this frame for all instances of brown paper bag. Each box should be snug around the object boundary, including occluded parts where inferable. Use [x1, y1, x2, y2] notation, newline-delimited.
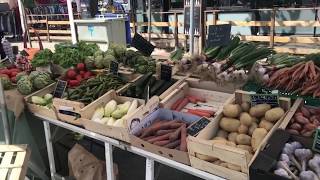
[68, 144, 118, 180]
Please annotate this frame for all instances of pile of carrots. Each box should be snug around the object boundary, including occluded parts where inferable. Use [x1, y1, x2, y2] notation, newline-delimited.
[266, 61, 320, 97]
[171, 95, 215, 117]
[137, 120, 188, 151]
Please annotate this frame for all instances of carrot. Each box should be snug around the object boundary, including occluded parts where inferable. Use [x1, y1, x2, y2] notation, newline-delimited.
[187, 109, 211, 117]
[154, 140, 171, 146]
[156, 129, 175, 136]
[171, 98, 184, 110]
[175, 98, 189, 111]
[147, 134, 170, 143]
[170, 122, 186, 129]
[179, 124, 187, 152]
[186, 95, 205, 103]
[186, 108, 215, 115]
[169, 127, 182, 141]
[142, 136, 157, 141]
[186, 96, 197, 103]
[140, 120, 175, 138]
[164, 140, 181, 149]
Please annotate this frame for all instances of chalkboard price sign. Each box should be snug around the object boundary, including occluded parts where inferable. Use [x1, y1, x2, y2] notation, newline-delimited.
[250, 94, 279, 107]
[187, 117, 211, 136]
[132, 33, 155, 56]
[160, 64, 172, 81]
[206, 24, 231, 47]
[110, 60, 119, 75]
[53, 80, 67, 98]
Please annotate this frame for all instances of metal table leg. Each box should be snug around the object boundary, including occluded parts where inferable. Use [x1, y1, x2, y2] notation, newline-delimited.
[146, 158, 154, 180]
[105, 142, 114, 180]
[0, 81, 10, 144]
[43, 121, 57, 180]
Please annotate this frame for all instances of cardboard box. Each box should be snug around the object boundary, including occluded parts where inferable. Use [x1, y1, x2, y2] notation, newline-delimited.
[187, 90, 291, 180]
[24, 83, 57, 120]
[80, 90, 145, 143]
[250, 129, 313, 180]
[161, 81, 232, 114]
[129, 98, 202, 165]
[53, 74, 142, 126]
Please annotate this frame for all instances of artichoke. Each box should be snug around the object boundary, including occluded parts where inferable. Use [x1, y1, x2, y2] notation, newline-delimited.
[29, 71, 41, 81]
[95, 55, 104, 69]
[103, 54, 116, 68]
[84, 56, 95, 70]
[16, 72, 28, 82]
[17, 77, 33, 95]
[0, 76, 13, 90]
[33, 72, 52, 90]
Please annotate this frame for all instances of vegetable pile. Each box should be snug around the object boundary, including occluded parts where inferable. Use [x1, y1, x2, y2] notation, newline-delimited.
[170, 95, 215, 117]
[265, 61, 320, 97]
[273, 141, 320, 180]
[137, 120, 189, 151]
[30, 93, 53, 109]
[31, 49, 53, 68]
[17, 71, 53, 95]
[91, 99, 138, 127]
[122, 73, 176, 99]
[0, 65, 22, 84]
[66, 74, 126, 104]
[286, 105, 320, 137]
[62, 63, 94, 88]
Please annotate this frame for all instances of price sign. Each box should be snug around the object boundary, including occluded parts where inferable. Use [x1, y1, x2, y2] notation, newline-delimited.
[132, 33, 155, 56]
[206, 24, 231, 48]
[250, 94, 279, 107]
[187, 117, 211, 136]
[313, 129, 320, 153]
[53, 80, 67, 98]
[160, 64, 172, 81]
[110, 60, 119, 75]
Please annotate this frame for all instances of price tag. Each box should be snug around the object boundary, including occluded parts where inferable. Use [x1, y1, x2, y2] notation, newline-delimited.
[131, 33, 155, 56]
[313, 129, 320, 153]
[160, 64, 172, 81]
[187, 117, 211, 136]
[53, 80, 67, 98]
[250, 93, 279, 107]
[110, 60, 119, 75]
[206, 24, 231, 48]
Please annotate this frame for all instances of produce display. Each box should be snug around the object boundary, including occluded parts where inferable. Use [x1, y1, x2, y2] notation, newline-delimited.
[31, 49, 53, 68]
[66, 74, 126, 104]
[0, 64, 22, 84]
[30, 93, 53, 109]
[17, 71, 53, 95]
[121, 72, 176, 99]
[273, 141, 320, 180]
[61, 63, 94, 87]
[170, 95, 215, 117]
[286, 105, 320, 137]
[90, 99, 138, 127]
[137, 120, 189, 151]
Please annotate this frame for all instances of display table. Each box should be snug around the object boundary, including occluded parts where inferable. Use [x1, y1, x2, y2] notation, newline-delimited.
[34, 113, 225, 180]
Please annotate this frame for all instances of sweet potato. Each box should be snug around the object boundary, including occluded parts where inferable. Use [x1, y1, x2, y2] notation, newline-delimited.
[179, 124, 187, 152]
[288, 123, 302, 131]
[156, 129, 175, 136]
[140, 120, 173, 138]
[287, 129, 299, 135]
[294, 114, 309, 124]
[300, 106, 311, 118]
[142, 136, 157, 141]
[164, 139, 181, 149]
[304, 123, 317, 131]
[147, 134, 170, 143]
[154, 140, 171, 146]
[169, 127, 182, 141]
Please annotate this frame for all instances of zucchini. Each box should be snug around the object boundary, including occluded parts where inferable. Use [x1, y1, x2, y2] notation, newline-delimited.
[150, 80, 165, 96]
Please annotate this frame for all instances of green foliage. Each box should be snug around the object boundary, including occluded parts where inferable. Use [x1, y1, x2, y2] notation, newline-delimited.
[31, 49, 53, 67]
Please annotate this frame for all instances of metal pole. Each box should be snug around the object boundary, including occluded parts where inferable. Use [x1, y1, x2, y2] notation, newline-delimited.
[0, 81, 10, 144]
[105, 142, 115, 180]
[147, 0, 151, 41]
[189, 0, 195, 55]
[17, 0, 26, 33]
[67, 0, 77, 44]
[145, 158, 155, 180]
[43, 121, 57, 180]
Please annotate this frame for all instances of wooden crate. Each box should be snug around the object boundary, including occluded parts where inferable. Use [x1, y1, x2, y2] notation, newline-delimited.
[80, 90, 145, 143]
[187, 90, 291, 180]
[53, 74, 142, 126]
[24, 83, 57, 119]
[279, 98, 304, 130]
[161, 81, 232, 114]
[0, 145, 31, 180]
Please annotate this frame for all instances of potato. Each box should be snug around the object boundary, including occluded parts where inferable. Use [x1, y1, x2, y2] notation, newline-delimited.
[228, 132, 238, 142]
[265, 107, 285, 122]
[241, 102, 250, 112]
[240, 112, 252, 126]
[226, 141, 237, 147]
[223, 104, 242, 118]
[249, 104, 271, 118]
[212, 137, 227, 141]
[236, 134, 251, 145]
[219, 118, 241, 132]
[227, 163, 241, 172]
[238, 124, 248, 134]
[196, 153, 218, 162]
[251, 128, 268, 151]
[216, 130, 228, 139]
[248, 122, 258, 136]
[237, 145, 253, 153]
[259, 119, 274, 131]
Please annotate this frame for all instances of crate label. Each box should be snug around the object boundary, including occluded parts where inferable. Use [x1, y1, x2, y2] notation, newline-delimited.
[58, 109, 81, 118]
[53, 80, 67, 98]
[132, 33, 155, 56]
[206, 24, 231, 47]
[313, 128, 320, 153]
[160, 64, 172, 81]
[250, 93, 279, 107]
[187, 117, 211, 136]
[110, 60, 119, 75]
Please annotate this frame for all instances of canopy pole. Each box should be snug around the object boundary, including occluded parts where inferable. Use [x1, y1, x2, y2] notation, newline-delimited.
[67, 0, 77, 44]
[189, 0, 195, 55]
[17, 0, 26, 33]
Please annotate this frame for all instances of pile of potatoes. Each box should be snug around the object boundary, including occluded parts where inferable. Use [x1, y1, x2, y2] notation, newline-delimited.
[196, 102, 285, 172]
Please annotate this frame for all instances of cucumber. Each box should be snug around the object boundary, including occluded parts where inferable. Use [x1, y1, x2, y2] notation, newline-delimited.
[150, 80, 165, 96]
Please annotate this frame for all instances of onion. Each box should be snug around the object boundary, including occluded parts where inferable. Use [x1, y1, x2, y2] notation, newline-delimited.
[262, 74, 270, 81]
[258, 67, 267, 76]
